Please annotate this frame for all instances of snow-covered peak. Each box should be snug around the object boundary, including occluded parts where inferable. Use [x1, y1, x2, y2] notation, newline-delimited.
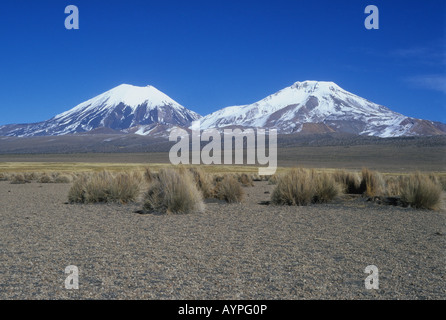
[55, 84, 183, 120]
[200, 80, 414, 137]
[100, 83, 179, 108]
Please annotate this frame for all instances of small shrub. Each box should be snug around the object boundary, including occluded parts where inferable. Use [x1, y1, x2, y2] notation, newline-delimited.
[68, 171, 140, 204]
[107, 172, 141, 203]
[439, 176, 446, 192]
[188, 167, 214, 198]
[360, 168, 385, 197]
[251, 174, 262, 182]
[238, 173, 254, 187]
[385, 176, 401, 197]
[271, 168, 339, 206]
[68, 175, 88, 203]
[10, 174, 29, 184]
[268, 173, 280, 185]
[143, 168, 204, 214]
[271, 168, 314, 206]
[54, 174, 73, 183]
[38, 174, 53, 183]
[333, 170, 363, 194]
[143, 167, 156, 183]
[429, 174, 446, 192]
[400, 173, 442, 210]
[313, 172, 340, 203]
[0, 172, 10, 181]
[214, 174, 244, 203]
[24, 172, 38, 181]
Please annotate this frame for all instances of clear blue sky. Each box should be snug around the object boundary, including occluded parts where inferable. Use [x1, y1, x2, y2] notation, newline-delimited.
[0, 0, 445, 125]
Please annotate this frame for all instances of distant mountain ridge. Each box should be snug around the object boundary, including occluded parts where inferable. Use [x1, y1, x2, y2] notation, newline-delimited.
[200, 81, 446, 137]
[0, 81, 444, 138]
[0, 84, 201, 137]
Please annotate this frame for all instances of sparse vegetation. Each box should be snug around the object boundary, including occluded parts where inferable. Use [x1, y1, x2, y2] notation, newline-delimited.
[143, 168, 205, 214]
[313, 171, 340, 203]
[38, 173, 53, 183]
[188, 167, 214, 199]
[1, 163, 443, 212]
[68, 171, 141, 204]
[214, 174, 245, 203]
[268, 173, 280, 185]
[271, 168, 314, 206]
[384, 176, 401, 197]
[0, 172, 10, 181]
[10, 173, 29, 184]
[333, 170, 363, 194]
[271, 168, 339, 206]
[238, 173, 254, 187]
[360, 168, 385, 198]
[399, 172, 442, 210]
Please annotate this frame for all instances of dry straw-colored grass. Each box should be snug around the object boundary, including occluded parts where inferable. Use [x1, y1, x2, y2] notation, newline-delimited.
[214, 174, 245, 203]
[143, 168, 205, 214]
[333, 170, 363, 194]
[237, 173, 254, 187]
[399, 172, 442, 210]
[68, 170, 141, 204]
[188, 167, 215, 199]
[9, 173, 29, 184]
[271, 168, 339, 206]
[360, 168, 385, 198]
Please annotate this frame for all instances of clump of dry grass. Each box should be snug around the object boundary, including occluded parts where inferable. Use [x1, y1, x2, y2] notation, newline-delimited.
[439, 176, 446, 191]
[37, 173, 53, 183]
[428, 174, 446, 192]
[23, 172, 38, 181]
[37, 172, 73, 183]
[313, 172, 341, 203]
[384, 176, 401, 197]
[251, 174, 263, 182]
[271, 168, 314, 206]
[10, 173, 30, 184]
[54, 174, 73, 183]
[271, 168, 339, 206]
[360, 168, 385, 197]
[143, 168, 204, 214]
[143, 167, 156, 183]
[399, 172, 442, 210]
[333, 170, 363, 194]
[188, 167, 214, 199]
[214, 174, 245, 203]
[68, 171, 141, 204]
[0, 172, 10, 181]
[238, 173, 254, 187]
[267, 173, 280, 185]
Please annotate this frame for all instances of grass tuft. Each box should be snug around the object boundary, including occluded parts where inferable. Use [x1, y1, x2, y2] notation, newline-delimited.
[400, 172, 442, 210]
[143, 168, 205, 214]
[68, 171, 140, 204]
[214, 174, 245, 203]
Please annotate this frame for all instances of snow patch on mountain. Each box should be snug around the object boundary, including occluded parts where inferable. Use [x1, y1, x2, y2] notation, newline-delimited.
[200, 80, 431, 138]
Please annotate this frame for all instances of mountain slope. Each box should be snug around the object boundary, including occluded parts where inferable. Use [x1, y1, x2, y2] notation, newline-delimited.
[200, 81, 445, 137]
[0, 84, 201, 137]
[0, 81, 444, 138]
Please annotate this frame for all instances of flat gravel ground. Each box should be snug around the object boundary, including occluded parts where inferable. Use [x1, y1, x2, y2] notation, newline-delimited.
[0, 181, 444, 299]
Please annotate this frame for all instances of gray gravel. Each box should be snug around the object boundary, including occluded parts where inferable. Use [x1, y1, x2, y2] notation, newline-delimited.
[0, 181, 445, 299]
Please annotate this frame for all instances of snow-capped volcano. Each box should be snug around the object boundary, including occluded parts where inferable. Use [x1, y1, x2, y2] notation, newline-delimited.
[0, 81, 444, 138]
[200, 81, 445, 137]
[0, 84, 201, 137]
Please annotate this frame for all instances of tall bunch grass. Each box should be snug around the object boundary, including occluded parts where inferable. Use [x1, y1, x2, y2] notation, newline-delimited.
[143, 168, 205, 214]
